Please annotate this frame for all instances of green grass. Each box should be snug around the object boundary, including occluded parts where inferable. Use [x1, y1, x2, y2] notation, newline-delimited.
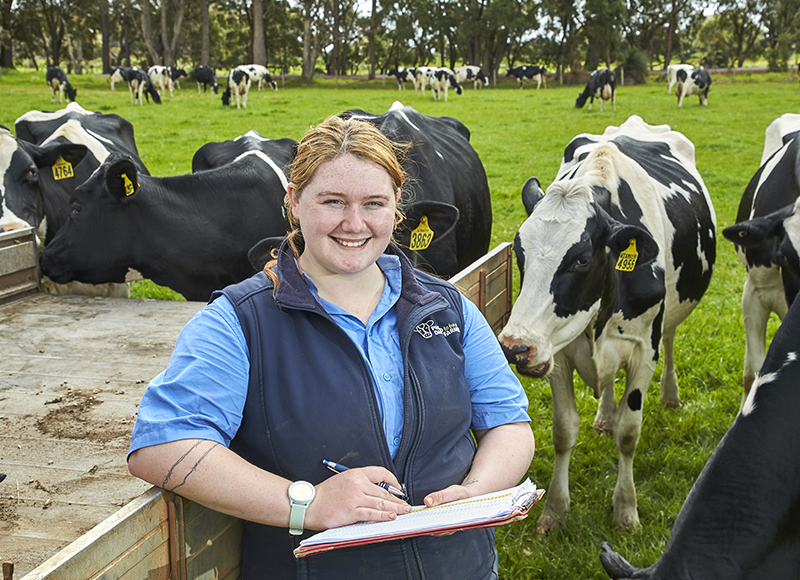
[2, 67, 797, 578]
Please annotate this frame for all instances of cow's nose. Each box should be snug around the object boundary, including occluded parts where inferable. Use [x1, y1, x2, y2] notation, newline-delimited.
[500, 341, 534, 365]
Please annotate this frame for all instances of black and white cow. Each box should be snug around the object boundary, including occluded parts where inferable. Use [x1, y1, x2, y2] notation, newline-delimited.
[109, 66, 133, 91]
[129, 68, 161, 105]
[387, 67, 416, 91]
[666, 63, 694, 95]
[413, 66, 432, 96]
[46, 66, 77, 104]
[498, 115, 716, 533]
[148, 65, 174, 97]
[427, 67, 463, 101]
[195, 65, 219, 94]
[222, 69, 251, 109]
[14, 102, 150, 244]
[191, 129, 296, 173]
[721, 114, 800, 405]
[454, 66, 489, 89]
[576, 69, 617, 112]
[507, 66, 547, 89]
[599, 288, 800, 580]
[169, 67, 188, 90]
[235, 64, 277, 91]
[676, 66, 711, 107]
[39, 149, 293, 301]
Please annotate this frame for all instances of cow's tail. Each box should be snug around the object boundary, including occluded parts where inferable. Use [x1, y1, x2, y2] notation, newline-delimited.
[146, 82, 162, 104]
[599, 542, 649, 579]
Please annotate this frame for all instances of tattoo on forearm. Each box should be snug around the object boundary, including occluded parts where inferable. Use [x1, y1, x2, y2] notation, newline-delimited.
[162, 441, 217, 491]
[463, 478, 478, 486]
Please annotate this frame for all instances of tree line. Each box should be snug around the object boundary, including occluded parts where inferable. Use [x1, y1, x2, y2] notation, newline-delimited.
[0, 0, 798, 84]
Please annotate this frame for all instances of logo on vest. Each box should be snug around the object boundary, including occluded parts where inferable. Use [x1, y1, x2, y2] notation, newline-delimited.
[414, 319, 460, 339]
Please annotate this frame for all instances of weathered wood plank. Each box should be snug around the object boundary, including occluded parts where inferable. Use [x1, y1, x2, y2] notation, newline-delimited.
[450, 242, 513, 334]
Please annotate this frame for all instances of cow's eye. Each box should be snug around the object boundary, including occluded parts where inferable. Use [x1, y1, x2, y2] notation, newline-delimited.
[71, 203, 83, 216]
[27, 167, 39, 184]
[573, 256, 590, 270]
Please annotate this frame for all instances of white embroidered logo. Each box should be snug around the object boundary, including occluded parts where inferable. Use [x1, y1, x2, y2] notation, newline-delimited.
[414, 319, 460, 339]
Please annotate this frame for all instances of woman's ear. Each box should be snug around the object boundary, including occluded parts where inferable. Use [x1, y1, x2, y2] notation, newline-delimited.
[287, 183, 300, 220]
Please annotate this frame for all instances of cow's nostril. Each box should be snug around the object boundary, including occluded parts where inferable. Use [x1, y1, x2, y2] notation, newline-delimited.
[500, 342, 532, 364]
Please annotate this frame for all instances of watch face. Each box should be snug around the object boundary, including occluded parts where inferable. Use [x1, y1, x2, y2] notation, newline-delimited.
[290, 481, 315, 502]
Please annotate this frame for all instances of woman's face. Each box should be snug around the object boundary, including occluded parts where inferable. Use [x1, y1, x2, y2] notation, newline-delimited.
[289, 153, 399, 280]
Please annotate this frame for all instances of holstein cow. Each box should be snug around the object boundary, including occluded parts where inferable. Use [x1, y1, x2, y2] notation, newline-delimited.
[507, 66, 547, 89]
[195, 65, 219, 94]
[454, 65, 489, 89]
[169, 67, 188, 90]
[497, 115, 716, 533]
[413, 66, 432, 96]
[109, 66, 133, 91]
[387, 67, 416, 91]
[248, 103, 492, 277]
[46, 66, 77, 104]
[676, 66, 711, 107]
[576, 69, 617, 112]
[129, 68, 161, 105]
[599, 290, 800, 580]
[721, 114, 800, 405]
[148, 65, 173, 97]
[222, 69, 251, 109]
[666, 63, 694, 95]
[191, 129, 296, 173]
[39, 149, 293, 301]
[235, 64, 277, 91]
[427, 67, 463, 101]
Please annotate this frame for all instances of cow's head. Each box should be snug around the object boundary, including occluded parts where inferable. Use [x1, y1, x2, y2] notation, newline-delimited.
[723, 199, 800, 305]
[498, 178, 660, 377]
[65, 83, 78, 102]
[40, 154, 141, 285]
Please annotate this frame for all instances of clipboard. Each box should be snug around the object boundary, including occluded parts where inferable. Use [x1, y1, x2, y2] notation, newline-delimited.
[294, 478, 544, 558]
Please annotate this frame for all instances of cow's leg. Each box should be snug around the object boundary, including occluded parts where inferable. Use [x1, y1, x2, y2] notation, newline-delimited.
[612, 360, 653, 530]
[242, 89, 248, 109]
[612, 89, 616, 111]
[700, 92, 708, 106]
[589, 96, 594, 111]
[659, 326, 680, 407]
[537, 349, 580, 536]
[50, 85, 57, 104]
[443, 85, 448, 102]
[741, 268, 787, 406]
[677, 88, 685, 107]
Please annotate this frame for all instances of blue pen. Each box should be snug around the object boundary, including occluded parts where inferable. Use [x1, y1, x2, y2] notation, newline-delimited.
[323, 459, 408, 500]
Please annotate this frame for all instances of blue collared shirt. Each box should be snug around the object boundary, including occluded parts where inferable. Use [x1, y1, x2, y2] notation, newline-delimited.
[130, 255, 529, 459]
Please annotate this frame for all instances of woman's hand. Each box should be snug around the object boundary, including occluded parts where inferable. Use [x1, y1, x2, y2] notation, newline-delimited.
[305, 466, 412, 531]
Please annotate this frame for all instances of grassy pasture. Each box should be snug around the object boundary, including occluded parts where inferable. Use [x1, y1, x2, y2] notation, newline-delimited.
[2, 68, 799, 577]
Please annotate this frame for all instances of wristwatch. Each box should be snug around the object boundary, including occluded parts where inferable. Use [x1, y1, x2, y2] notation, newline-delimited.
[288, 480, 316, 535]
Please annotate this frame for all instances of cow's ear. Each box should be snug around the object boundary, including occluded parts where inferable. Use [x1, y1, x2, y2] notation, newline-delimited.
[722, 204, 794, 247]
[606, 224, 660, 269]
[521, 177, 544, 216]
[105, 157, 140, 200]
[248, 236, 286, 271]
[397, 200, 460, 244]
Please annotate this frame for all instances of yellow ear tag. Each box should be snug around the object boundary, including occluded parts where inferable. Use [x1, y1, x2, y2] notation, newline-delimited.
[122, 173, 137, 196]
[409, 215, 434, 250]
[52, 156, 74, 180]
[615, 239, 638, 272]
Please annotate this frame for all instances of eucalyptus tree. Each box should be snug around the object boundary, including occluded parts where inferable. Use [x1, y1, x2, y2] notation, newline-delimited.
[761, 0, 800, 71]
[539, 0, 581, 80]
[715, 0, 764, 68]
[581, 0, 625, 70]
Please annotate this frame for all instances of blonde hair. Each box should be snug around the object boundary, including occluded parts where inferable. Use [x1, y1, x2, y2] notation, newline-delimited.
[265, 114, 411, 283]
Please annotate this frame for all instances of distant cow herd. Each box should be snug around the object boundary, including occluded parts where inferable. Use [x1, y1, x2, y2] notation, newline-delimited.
[5, 59, 797, 578]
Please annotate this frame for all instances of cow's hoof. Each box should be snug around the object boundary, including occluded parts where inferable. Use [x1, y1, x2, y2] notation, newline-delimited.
[662, 397, 681, 409]
[592, 419, 613, 435]
[613, 513, 640, 531]
[535, 514, 560, 537]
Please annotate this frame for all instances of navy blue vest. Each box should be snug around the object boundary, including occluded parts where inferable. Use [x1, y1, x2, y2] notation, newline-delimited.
[212, 243, 497, 579]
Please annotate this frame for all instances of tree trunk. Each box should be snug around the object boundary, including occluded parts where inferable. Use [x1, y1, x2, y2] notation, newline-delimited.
[200, 0, 210, 66]
[100, 0, 110, 73]
[301, 0, 315, 80]
[161, 0, 172, 65]
[367, 0, 375, 79]
[331, 0, 339, 79]
[0, 0, 13, 68]
[664, 1, 677, 68]
[253, 0, 266, 65]
[168, 0, 186, 66]
[75, 37, 83, 73]
[141, 0, 161, 65]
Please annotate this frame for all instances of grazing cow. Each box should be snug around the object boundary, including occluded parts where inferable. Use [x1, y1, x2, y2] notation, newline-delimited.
[39, 150, 292, 301]
[191, 129, 296, 173]
[234, 64, 277, 91]
[46, 66, 77, 104]
[507, 66, 547, 89]
[195, 65, 219, 94]
[387, 67, 416, 91]
[676, 66, 711, 107]
[497, 115, 716, 533]
[666, 63, 694, 95]
[222, 69, 251, 109]
[250, 102, 492, 277]
[427, 67, 463, 101]
[599, 289, 800, 580]
[720, 114, 800, 404]
[148, 65, 173, 97]
[413, 66, 432, 96]
[109, 66, 133, 91]
[454, 65, 489, 89]
[128, 68, 161, 105]
[576, 69, 616, 112]
[169, 67, 188, 90]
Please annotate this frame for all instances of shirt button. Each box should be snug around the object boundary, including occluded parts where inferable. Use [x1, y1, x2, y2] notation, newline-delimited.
[393, 437, 401, 446]
[383, 373, 392, 381]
